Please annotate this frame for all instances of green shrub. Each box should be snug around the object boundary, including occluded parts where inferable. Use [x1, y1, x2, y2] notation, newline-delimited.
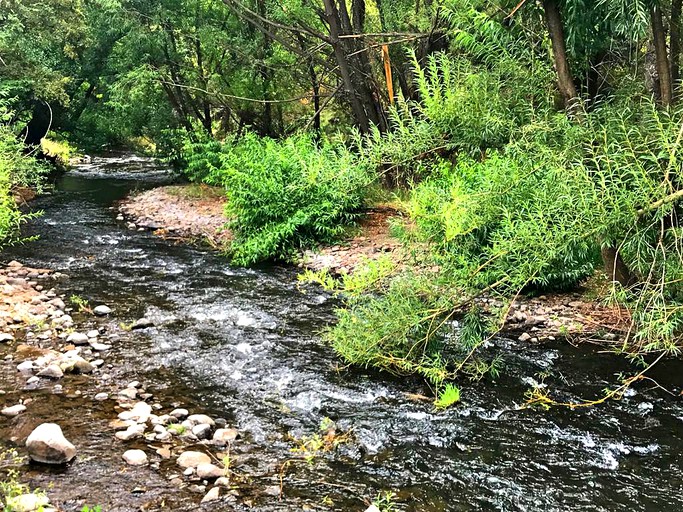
[0, 109, 45, 250]
[184, 132, 375, 265]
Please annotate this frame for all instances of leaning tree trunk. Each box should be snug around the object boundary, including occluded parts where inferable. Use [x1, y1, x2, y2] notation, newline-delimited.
[601, 246, 637, 288]
[543, 0, 579, 112]
[652, 4, 673, 106]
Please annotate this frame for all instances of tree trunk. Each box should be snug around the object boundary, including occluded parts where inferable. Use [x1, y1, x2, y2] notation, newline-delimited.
[601, 246, 637, 288]
[671, 0, 682, 98]
[322, 0, 371, 132]
[652, 4, 673, 106]
[543, 0, 579, 112]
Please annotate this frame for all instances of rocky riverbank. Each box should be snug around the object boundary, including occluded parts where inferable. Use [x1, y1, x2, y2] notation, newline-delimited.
[0, 260, 248, 510]
[118, 185, 230, 247]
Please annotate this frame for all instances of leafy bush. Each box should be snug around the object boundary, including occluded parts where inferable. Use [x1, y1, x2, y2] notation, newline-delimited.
[0, 109, 45, 250]
[183, 132, 375, 265]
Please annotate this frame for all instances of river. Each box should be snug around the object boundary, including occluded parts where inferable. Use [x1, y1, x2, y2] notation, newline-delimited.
[2, 153, 682, 511]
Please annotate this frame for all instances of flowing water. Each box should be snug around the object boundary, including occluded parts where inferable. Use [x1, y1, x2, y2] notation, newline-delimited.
[2, 153, 683, 511]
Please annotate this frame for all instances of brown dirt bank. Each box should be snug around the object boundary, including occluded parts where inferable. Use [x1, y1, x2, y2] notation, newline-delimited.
[119, 184, 627, 345]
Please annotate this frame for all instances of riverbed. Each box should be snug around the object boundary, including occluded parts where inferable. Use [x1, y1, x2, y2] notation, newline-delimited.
[1, 153, 682, 511]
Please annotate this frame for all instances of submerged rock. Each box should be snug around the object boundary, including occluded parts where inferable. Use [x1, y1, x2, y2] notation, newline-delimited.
[131, 318, 154, 329]
[26, 423, 76, 464]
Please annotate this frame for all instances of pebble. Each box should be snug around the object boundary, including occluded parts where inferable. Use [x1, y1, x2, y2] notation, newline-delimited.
[37, 365, 64, 379]
[115, 425, 145, 441]
[170, 408, 189, 419]
[201, 487, 220, 503]
[118, 402, 152, 423]
[89, 342, 112, 351]
[215, 477, 231, 487]
[0, 333, 14, 342]
[131, 318, 154, 329]
[2, 404, 27, 416]
[123, 449, 148, 466]
[93, 305, 112, 316]
[187, 414, 215, 427]
[86, 329, 100, 338]
[66, 332, 89, 345]
[118, 388, 137, 400]
[518, 332, 532, 342]
[17, 361, 34, 372]
[196, 463, 224, 479]
[177, 451, 211, 469]
[213, 428, 238, 445]
[192, 424, 212, 440]
[94, 392, 109, 401]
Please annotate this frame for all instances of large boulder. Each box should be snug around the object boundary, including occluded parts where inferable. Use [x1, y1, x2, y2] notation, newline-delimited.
[26, 423, 76, 464]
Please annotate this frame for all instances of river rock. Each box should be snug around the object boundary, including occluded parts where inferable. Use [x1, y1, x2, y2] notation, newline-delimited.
[213, 428, 238, 445]
[118, 401, 152, 423]
[115, 424, 145, 441]
[131, 318, 154, 329]
[2, 404, 27, 416]
[37, 365, 64, 379]
[94, 392, 108, 401]
[60, 357, 95, 374]
[93, 305, 112, 316]
[192, 424, 212, 440]
[365, 506, 381, 512]
[5, 493, 50, 512]
[118, 387, 137, 400]
[518, 332, 532, 342]
[177, 451, 211, 469]
[26, 423, 76, 464]
[66, 332, 89, 345]
[196, 463, 224, 479]
[86, 329, 100, 338]
[48, 297, 66, 309]
[215, 477, 231, 487]
[169, 408, 189, 419]
[123, 449, 148, 465]
[0, 333, 14, 342]
[201, 487, 221, 503]
[187, 414, 215, 427]
[17, 361, 34, 372]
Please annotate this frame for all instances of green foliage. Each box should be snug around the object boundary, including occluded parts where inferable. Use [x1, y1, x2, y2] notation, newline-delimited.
[0, 109, 45, 250]
[371, 491, 398, 512]
[434, 383, 461, 409]
[184, 132, 375, 265]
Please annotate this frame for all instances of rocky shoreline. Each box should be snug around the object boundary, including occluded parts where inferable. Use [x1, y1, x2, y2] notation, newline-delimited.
[0, 260, 247, 510]
[119, 185, 627, 344]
